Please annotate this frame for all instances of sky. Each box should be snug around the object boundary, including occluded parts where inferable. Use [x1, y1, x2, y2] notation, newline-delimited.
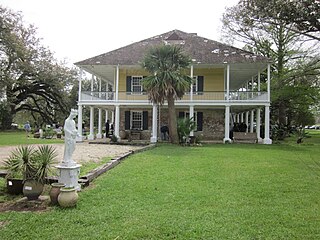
[0, 0, 239, 65]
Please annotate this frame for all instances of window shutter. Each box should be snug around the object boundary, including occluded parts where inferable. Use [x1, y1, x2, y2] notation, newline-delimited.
[178, 112, 184, 119]
[142, 76, 147, 93]
[197, 76, 204, 95]
[125, 111, 130, 130]
[143, 111, 148, 130]
[197, 112, 203, 131]
[126, 76, 132, 93]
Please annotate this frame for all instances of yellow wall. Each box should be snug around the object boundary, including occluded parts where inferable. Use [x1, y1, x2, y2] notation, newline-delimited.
[119, 69, 149, 92]
[194, 68, 224, 91]
[119, 68, 224, 92]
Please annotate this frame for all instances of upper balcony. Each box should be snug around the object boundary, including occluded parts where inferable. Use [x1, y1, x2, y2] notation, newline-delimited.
[80, 91, 269, 106]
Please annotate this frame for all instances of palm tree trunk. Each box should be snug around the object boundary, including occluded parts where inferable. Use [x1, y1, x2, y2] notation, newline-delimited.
[167, 94, 179, 144]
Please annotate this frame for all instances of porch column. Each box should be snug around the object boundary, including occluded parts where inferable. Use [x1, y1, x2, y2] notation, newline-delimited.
[189, 105, 194, 137]
[90, 74, 94, 100]
[245, 111, 249, 133]
[115, 65, 119, 101]
[263, 105, 272, 144]
[151, 104, 158, 143]
[257, 70, 261, 91]
[240, 112, 244, 123]
[226, 64, 230, 100]
[250, 110, 254, 133]
[224, 105, 231, 143]
[114, 105, 120, 139]
[267, 63, 271, 102]
[76, 69, 83, 142]
[76, 104, 83, 142]
[88, 107, 95, 140]
[190, 65, 194, 100]
[96, 108, 102, 139]
[256, 108, 262, 143]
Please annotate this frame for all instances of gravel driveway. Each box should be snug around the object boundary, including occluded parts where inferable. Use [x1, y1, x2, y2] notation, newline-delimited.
[0, 142, 144, 167]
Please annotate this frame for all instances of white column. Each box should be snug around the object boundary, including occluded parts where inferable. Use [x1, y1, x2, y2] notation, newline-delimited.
[267, 64, 271, 102]
[257, 70, 261, 92]
[90, 74, 94, 100]
[76, 105, 83, 142]
[263, 105, 272, 144]
[256, 108, 262, 143]
[115, 65, 119, 101]
[151, 104, 158, 143]
[224, 105, 231, 143]
[226, 64, 230, 100]
[114, 105, 120, 139]
[245, 111, 249, 133]
[250, 109, 254, 133]
[96, 108, 102, 139]
[76, 69, 83, 142]
[88, 107, 95, 140]
[189, 105, 194, 137]
[237, 114, 240, 123]
[190, 65, 194, 100]
[240, 112, 244, 123]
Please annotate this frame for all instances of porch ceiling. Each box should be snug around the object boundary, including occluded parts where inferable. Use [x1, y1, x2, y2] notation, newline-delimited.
[79, 61, 268, 90]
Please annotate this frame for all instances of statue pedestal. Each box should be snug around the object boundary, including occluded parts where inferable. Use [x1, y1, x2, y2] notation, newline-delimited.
[56, 163, 82, 191]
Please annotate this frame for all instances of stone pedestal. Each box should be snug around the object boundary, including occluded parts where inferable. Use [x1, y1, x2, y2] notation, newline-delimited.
[56, 164, 81, 191]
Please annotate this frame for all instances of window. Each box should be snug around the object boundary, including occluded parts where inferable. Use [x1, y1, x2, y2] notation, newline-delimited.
[131, 111, 143, 130]
[131, 76, 143, 94]
[192, 76, 198, 93]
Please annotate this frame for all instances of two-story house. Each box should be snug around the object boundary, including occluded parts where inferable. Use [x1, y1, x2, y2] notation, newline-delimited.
[74, 30, 272, 144]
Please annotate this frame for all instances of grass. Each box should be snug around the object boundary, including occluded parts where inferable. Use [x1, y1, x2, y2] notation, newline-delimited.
[0, 131, 63, 146]
[0, 131, 320, 239]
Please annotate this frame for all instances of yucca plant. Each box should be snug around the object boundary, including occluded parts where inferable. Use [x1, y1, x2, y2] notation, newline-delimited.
[4, 145, 36, 180]
[4, 145, 57, 183]
[33, 145, 57, 184]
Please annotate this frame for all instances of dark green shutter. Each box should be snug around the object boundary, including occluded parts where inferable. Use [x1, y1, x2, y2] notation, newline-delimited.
[197, 76, 204, 95]
[126, 76, 132, 93]
[197, 112, 203, 131]
[178, 112, 184, 119]
[125, 111, 130, 130]
[143, 111, 148, 130]
[142, 76, 147, 93]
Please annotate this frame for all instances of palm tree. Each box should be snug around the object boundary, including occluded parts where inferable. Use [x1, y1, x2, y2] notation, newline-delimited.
[141, 45, 192, 144]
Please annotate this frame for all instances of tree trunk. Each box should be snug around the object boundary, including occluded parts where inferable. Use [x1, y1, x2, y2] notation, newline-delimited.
[167, 94, 179, 144]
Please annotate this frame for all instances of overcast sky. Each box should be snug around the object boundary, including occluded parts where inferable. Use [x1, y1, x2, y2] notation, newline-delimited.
[1, 0, 239, 65]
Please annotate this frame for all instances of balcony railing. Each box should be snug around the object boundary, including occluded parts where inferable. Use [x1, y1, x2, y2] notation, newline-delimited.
[80, 91, 268, 102]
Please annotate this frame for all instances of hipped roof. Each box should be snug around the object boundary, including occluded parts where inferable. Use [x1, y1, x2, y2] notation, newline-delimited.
[75, 29, 269, 66]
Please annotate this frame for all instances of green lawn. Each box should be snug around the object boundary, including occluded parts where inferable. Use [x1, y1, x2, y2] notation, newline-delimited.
[0, 131, 64, 146]
[0, 132, 320, 239]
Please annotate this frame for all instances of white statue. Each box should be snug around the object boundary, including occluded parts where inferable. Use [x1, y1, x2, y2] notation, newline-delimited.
[63, 109, 78, 166]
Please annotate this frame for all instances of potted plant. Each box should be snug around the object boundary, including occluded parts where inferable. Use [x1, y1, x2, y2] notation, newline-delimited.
[23, 145, 57, 200]
[4, 145, 57, 200]
[4, 146, 35, 195]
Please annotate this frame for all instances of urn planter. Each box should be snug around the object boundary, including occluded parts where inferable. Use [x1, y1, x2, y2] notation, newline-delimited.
[58, 187, 79, 208]
[49, 182, 66, 205]
[23, 179, 44, 200]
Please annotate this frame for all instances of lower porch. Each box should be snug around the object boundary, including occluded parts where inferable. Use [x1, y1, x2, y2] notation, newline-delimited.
[76, 104, 272, 144]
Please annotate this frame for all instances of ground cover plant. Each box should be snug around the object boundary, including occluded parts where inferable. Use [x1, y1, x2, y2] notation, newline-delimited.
[0, 132, 320, 239]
